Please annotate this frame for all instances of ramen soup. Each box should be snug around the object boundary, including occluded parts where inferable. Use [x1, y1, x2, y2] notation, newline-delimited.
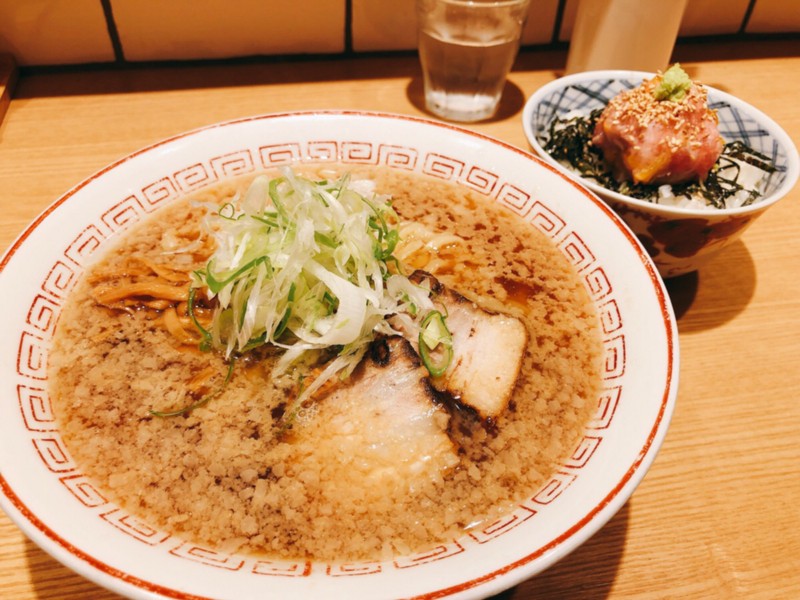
[49, 165, 603, 562]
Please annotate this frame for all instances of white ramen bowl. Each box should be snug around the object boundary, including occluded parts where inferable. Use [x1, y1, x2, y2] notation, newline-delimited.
[0, 111, 678, 599]
[522, 70, 800, 278]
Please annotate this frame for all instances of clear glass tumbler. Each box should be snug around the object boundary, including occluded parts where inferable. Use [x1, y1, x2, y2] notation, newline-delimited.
[416, 0, 531, 123]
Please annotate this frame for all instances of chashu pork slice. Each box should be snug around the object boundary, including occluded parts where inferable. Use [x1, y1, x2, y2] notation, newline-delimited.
[293, 337, 458, 493]
[410, 271, 528, 420]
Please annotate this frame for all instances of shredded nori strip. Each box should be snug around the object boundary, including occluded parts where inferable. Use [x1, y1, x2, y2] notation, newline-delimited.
[542, 111, 777, 209]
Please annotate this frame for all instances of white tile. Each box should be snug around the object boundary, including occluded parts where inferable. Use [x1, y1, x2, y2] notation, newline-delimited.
[559, 0, 579, 41]
[0, 0, 115, 66]
[746, 0, 800, 33]
[111, 0, 346, 62]
[352, 0, 417, 51]
[561, 0, 750, 40]
[353, 0, 559, 52]
[521, 0, 560, 45]
[679, 0, 750, 36]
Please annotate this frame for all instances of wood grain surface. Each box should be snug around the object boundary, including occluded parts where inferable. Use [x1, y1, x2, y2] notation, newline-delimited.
[1, 41, 799, 599]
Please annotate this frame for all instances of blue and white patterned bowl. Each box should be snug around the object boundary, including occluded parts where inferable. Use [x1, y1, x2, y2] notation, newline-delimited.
[522, 70, 799, 278]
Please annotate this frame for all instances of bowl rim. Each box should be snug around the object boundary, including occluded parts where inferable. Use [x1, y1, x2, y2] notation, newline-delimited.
[522, 69, 800, 217]
[0, 109, 679, 600]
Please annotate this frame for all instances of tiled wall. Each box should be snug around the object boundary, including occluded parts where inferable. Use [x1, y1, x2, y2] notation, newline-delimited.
[1, 0, 798, 67]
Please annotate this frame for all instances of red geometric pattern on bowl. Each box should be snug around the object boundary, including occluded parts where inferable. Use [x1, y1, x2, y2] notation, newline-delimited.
[12, 138, 627, 576]
[169, 542, 246, 570]
[32, 435, 75, 473]
[564, 435, 603, 469]
[468, 506, 537, 544]
[524, 199, 567, 236]
[494, 182, 530, 215]
[174, 162, 217, 194]
[251, 558, 312, 577]
[378, 144, 418, 170]
[17, 384, 55, 432]
[423, 153, 464, 180]
[26, 294, 60, 335]
[41, 260, 78, 300]
[101, 195, 147, 233]
[101, 509, 171, 546]
[559, 231, 596, 272]
[393, 540, 466, 569]
[64, 225, 106, 267]
[342, 141, 379, 164]
[259, 142, 302, 167]
[462, 166, 499, 195]
[210, 149, 256, 179]
[532, 471, 577, 505]
[306, 141, 338, 162]
[327, 562, 382, 577]
[602, 335, 626, 380]
[584, 266, 613, 301]
[141, 177, 180, 211]
[60, 474, 109, 508]
[590, 385, 622, 430]
[17, 331, 48, 381]
[597, 299, 623, 335]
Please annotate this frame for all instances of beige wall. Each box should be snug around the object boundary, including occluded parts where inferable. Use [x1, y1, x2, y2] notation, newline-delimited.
[0, 0, 798, 67]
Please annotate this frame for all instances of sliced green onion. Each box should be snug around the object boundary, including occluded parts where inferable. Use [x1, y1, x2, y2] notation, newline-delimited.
[150, 358, 236, 417]
[314, 231, 338, 248]
[251, 213, 280, 228]
[418, 310, 453, 378]
[273, 282, 296, 338]
[187, 286, 213, 352]
[268, 177, 290, 223]
[203, 256, 271, 295]
[322, 290, 338, 314]
[218, 203, 238, 220]
[191, 168, 447, 409]
[380, 228, 400, 260]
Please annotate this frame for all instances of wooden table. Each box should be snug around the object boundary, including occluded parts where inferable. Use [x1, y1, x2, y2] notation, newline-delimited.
[1, 40, 799, 599]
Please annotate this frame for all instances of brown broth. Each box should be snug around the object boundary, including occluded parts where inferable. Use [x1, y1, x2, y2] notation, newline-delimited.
[49, 166, 602, 562]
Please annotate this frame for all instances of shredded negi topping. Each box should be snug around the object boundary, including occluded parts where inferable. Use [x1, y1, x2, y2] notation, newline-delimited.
[543, 108, 777, 208]
[173, 168, 451, 416]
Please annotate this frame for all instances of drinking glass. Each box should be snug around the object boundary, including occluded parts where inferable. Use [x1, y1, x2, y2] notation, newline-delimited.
[416, 0, 531, 123]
